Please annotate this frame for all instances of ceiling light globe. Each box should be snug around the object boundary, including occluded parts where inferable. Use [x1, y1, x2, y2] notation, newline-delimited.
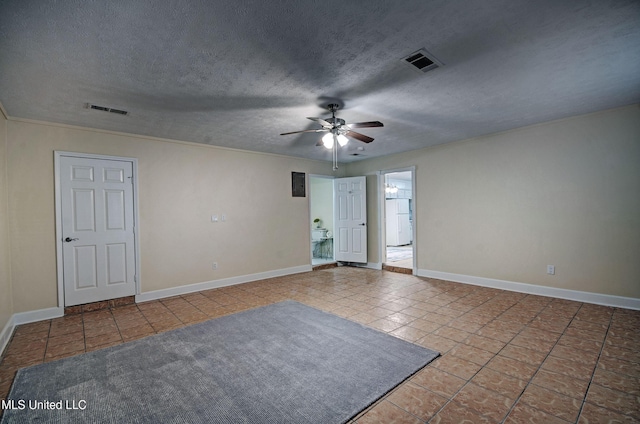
[337, 134, 348, 147]
[322, 133, 334, 149]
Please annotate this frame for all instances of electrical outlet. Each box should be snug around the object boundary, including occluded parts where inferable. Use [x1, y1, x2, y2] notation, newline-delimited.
[547, 265, 555, 275]
[212, 262, 218, 270]
[221, 214, 226, 222]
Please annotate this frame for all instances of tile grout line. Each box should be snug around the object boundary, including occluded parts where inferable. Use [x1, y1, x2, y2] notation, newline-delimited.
[160, 297, 197, 327]
[42, 320, 53, 364]
[399, 291, 583, 422]
[351, 280, 480, 423]
[134, 303, 159, 336]
[79, 312, 86, 356]
[420, 283, 523, 422]
[393, 287, 542, 422]
[427, 294, 557, 423]
[574, 308, 614, 420]
[110, 307, 128, 345]
[495, 298, 584, 423]
[346, 281, 463, 423]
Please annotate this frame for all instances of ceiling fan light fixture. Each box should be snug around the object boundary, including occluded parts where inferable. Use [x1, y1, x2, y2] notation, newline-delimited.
[322, 133, 334, 149]
[280, 101, 382, 170]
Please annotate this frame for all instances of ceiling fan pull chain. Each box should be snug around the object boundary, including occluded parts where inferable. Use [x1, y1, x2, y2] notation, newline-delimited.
[333, 134, 338, 170]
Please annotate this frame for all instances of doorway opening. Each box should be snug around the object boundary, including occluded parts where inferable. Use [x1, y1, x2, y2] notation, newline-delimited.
[309, 175, 335, 266]
[382, 170, 414, 272]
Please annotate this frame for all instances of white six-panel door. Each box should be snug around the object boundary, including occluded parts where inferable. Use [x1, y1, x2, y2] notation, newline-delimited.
[60, 156, 136, 306]
[334, 176, 367, 263]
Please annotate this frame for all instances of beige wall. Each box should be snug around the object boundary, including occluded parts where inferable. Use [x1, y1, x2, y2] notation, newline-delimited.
[0, 111, 12, 330]
[3, 104, 639, 318]
[6, 120, 336, 313]
[348, 105, 640, 299]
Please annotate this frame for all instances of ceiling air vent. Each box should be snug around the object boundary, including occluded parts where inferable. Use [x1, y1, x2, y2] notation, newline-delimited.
[402, 49, 442, 73]
[87, 103, 128, 115]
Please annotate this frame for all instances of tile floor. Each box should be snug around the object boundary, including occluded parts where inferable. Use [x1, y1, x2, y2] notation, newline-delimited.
[1, 267, 638, 423]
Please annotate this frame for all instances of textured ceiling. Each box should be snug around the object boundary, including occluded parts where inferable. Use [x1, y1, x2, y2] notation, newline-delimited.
[1, 0, 639, 164]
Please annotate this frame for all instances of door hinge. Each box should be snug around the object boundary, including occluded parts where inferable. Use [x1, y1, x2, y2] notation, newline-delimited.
[134, 275, 137, 283]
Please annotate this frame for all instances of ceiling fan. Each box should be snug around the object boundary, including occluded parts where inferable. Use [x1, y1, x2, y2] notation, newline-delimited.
[280, 103, 383, 170]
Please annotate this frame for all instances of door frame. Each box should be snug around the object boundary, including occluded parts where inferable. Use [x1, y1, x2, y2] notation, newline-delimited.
[54, 151, 141, 307]
[378, 166, 416, 274]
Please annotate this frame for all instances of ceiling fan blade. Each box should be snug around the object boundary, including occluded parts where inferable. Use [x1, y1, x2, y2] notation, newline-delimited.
[349, 121, 384, 128]
[280, 129, 327, 136]
[346, 130, 374, 143]
[307, 117, 332, 127]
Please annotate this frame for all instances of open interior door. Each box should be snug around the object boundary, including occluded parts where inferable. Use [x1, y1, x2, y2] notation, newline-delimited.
[334, 176, 367, 263]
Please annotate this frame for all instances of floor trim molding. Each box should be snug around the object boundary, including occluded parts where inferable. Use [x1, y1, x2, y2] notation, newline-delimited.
[5, 266, 636, 358]
[12, 307, 65, 325]
[418, 269, 640, 310]
[1, 307, 65, 357]
[0, 318, 14, 359]
[136, 265, 312, 303]
[1, 266, 313, 357]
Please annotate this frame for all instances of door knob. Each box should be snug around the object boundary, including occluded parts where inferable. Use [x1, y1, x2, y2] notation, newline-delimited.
[359, 223, 366, 226]
[64, 237, 79, 242]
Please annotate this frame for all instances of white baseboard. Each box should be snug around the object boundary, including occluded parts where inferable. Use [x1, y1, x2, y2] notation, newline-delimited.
[0, 318, 14, 358]
[136, 265, 313, 303]
[1, 265, 313, 355]
[5, 266, 634, 358]
[13, 307, 64, 325]
[0, 307, 64, 357]
[418, 269, 640, 310]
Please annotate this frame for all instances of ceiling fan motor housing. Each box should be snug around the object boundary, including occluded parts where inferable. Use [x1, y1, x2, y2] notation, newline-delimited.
[325, 117, 346, 127]
[326, 103, 347, 134]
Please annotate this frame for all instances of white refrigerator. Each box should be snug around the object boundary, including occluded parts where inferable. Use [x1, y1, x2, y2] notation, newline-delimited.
[386, 198, 411, 246]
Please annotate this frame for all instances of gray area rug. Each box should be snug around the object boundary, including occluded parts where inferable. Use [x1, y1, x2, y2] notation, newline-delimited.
[2, 300, 439, 423]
